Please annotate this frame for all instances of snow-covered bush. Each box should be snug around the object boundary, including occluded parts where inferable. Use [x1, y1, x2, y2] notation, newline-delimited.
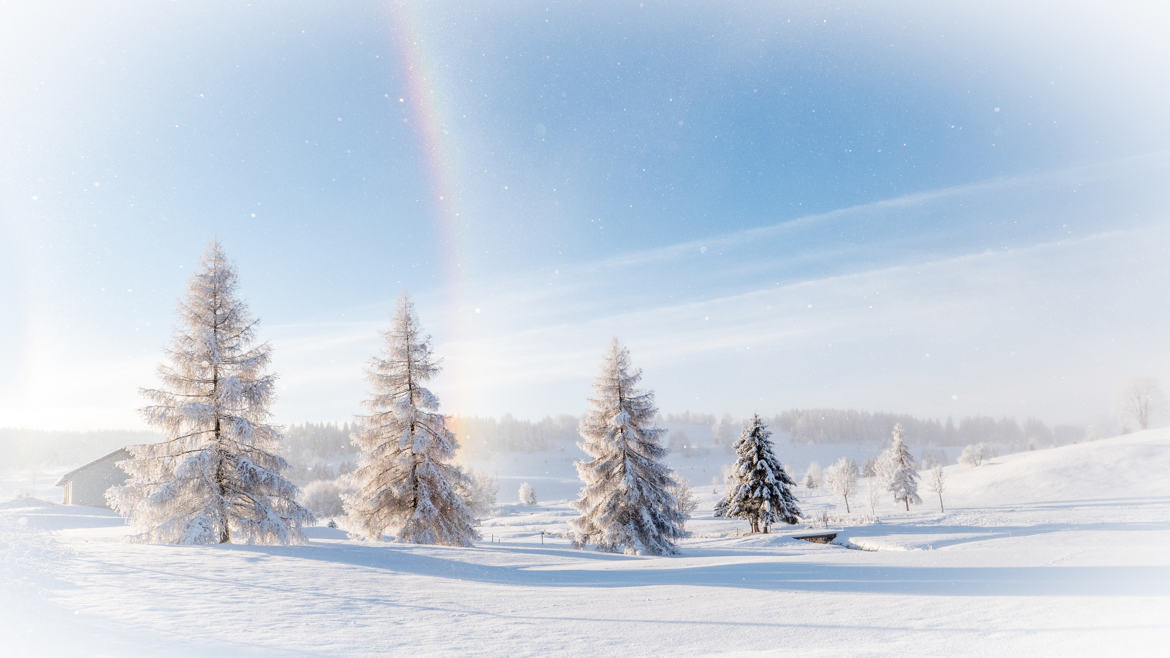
[959, 443, 992, 467]
[670, 476, 699, 529]
[804, 510, 878, 529]
[803, 462, 822, 489]
[461, 470, 498, 519]
[518, 481, 537, 505]
[804, 509, 831, 529]
[1116, 376, 1166, 431]
[301, 478, 347, 520]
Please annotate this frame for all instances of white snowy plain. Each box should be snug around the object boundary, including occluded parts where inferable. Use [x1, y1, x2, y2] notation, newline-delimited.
[2, 430, 1169, 656]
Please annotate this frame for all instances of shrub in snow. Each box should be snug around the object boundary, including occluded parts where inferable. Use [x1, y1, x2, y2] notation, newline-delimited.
[301, 478, 347, 519]
[804, 510, 831, 529]
[670, 476, 699, 529]
[804, 510, 877, 529]
[959, 443, 991, 467]
[824, 457, 859, 513]
[882, 424, 921, 511]
[343, 296, 478, 546]
[460, 470, 499, 519]
[803, 462, 821, 489]
[107, 242, 312, 545]
[714, 414, 801, 533]
[1116, 376, 1166, 431]
[518, 482, 537, 505]
[570, 338, 685, 555]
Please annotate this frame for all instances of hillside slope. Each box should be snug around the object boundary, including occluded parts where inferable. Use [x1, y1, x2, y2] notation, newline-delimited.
[945, 428, 1170, 506]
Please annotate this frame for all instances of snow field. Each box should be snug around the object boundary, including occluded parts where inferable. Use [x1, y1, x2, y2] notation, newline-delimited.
[1, 430, 1168, 656]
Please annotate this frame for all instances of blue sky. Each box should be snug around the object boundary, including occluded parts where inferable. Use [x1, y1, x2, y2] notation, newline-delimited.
[2, 1, 1168, 430]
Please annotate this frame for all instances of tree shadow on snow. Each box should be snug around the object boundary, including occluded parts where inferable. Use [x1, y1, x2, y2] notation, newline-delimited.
[216, 539, 1170, 598]
[841, 518, 1170, 550]
[974, 495, 1170, 512]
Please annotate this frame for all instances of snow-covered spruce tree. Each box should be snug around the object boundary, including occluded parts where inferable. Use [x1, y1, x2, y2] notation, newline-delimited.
[883, 423, 921, 511]
[107, 241, 311, 545]
[571, 338, 685, 555]
[343, 296, 477, 546]
[714, 414, 801, 533]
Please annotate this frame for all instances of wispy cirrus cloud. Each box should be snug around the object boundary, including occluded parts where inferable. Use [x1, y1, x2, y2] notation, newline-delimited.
[267, 153, 1170, 425]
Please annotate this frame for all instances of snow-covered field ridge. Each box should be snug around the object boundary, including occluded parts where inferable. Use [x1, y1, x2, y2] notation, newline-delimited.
[2, 430, 1169, 656]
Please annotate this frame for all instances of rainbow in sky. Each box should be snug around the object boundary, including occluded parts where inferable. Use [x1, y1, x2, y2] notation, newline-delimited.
[384, 3, 479, 427]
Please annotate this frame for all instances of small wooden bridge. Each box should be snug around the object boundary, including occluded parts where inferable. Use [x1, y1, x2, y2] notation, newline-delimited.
[792, 532, 838, 544]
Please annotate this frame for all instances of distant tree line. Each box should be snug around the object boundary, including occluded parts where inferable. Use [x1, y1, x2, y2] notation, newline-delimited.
[198, 406, 1093, 484]
[772, 409, 1084, 449]
[0, 429, 159, 471]
[452, 414, 580, 458]
[282, 422, 357, 485]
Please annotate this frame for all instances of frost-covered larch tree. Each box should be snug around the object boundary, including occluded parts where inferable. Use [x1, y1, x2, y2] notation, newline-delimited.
[107, 241, 311, 545]
[715, 414, 801, 533]
[343, 296, 477, 546]
[883, 423, 921, 511]
[570, 338, 685, 555]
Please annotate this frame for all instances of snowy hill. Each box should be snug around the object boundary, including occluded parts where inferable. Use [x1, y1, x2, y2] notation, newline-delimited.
[2, 430, 1168, 655]
[943, 429, 1170, 505]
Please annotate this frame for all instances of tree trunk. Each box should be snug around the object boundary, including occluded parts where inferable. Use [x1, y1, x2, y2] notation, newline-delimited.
[937, 492, 944, 513]
[214, 413, 229, 543]
[904, 497, 909, 511]
[212, 282, 229, 545]
[844, 494, 850, 514]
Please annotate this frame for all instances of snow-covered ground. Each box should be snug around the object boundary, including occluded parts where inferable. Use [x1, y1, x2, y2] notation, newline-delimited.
[2, 430, 1169, 656]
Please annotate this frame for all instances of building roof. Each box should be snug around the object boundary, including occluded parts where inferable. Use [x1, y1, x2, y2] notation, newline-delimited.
[55, 448, 132, 486]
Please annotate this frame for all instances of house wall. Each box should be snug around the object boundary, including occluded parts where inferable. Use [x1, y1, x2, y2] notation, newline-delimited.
[68, 467, 127, 507]
[60, 449, 130, 508]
